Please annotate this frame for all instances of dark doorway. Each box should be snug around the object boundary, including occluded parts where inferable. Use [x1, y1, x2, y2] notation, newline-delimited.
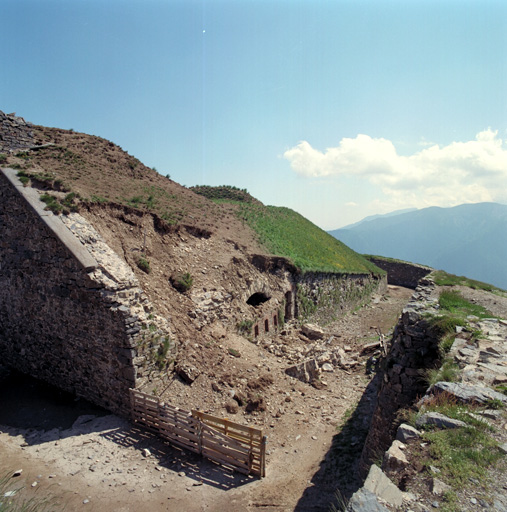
[247, 292, 270, 307]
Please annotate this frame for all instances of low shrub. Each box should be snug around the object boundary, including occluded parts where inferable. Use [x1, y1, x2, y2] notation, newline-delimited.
[136, 256, 151, 274]
[170, 272, 193, 292]
[237, 319, 254, 335]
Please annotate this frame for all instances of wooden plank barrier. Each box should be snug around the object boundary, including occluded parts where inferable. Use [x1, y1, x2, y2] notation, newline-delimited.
[129, 389, 266, 477]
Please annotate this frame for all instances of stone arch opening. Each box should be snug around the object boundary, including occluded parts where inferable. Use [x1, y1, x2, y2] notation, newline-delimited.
[247, 292, 270, 307]
[264, 319, 269, 332]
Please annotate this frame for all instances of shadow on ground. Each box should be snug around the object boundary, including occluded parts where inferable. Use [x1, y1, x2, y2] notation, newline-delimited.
[294, 373, 381, 512]
[0, 369, 255, 491]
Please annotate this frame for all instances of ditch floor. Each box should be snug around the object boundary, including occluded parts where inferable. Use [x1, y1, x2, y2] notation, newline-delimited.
[0, 285, 413, 512]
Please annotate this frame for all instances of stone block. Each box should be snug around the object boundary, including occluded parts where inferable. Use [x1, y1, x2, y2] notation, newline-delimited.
[363, 464, 404, 507]
[415, 412, 466, 430]
[395, 423, 421, 443]
[382, 440, 409, 473]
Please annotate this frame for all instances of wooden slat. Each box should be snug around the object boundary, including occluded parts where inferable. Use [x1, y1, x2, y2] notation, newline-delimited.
[201, 448, 251, 471]
[129, 389, 266, 477]
[192, 410, 263, 436]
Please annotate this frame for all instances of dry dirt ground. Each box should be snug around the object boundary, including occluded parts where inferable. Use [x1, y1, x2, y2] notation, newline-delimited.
[0, 286, 413, 512]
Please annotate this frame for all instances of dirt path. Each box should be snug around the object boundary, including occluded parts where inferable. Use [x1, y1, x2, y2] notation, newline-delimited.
[0, 286, 413, 512]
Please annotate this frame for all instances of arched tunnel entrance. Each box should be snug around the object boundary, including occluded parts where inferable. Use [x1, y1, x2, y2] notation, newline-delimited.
[246, 292, 270, 307]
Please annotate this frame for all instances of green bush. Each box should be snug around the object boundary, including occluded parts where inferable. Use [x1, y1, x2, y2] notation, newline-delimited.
[136, 256, 151, 274]
[237, 319, 254, 335]
[171, 272, 193, 292]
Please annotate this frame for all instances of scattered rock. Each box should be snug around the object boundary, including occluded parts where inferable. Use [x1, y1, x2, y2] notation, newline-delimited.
[346, 487, 389, 512]
[415, 412, 467, 430]
[431, 381, 507, 406]
[432, 477, 452, 495]
[382, 440, 409, 473]
[176, 363, 200, 384]
[363, 464, 404, 507]
[360, 341, 382, 354]
[395, 423, 421, 443]
[285, 359, 320, 384]
[225, 400, 239, 414]
[321, 363, 334, 372]
[301, 324, 325, 340]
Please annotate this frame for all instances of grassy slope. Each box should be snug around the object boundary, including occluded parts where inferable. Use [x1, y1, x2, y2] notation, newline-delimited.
[236, 203, 382, 274]
[6, 129, 381, 276]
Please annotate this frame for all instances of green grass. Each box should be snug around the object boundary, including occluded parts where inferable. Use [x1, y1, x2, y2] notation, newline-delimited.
[438, 290, 494, 319]
[428, 289, 496, 355]
[237, 203, 383, 275]
[424, 359, 460, 386]
[0, 471, 60, 511]
[39, 193, 63, 214]
[432, 270, 505, 293]
[416, 394, 503, 499]
[237, 319, 253, 335]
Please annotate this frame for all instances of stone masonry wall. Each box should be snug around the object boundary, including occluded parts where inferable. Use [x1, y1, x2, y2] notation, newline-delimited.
[0, 168, 176, 416]
[367, 256, 432, 289]
[296, 272, 388, 324]
[360, 278, 440, 472]
[0, 111, 35, 152]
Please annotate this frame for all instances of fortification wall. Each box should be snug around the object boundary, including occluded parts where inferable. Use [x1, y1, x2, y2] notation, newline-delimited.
[0, 168, 176, 415]
[0, 111, 35, 152]
[296, 272, 388, 324]
[367, 256, 432, 289]
[360, 279, 440, 471]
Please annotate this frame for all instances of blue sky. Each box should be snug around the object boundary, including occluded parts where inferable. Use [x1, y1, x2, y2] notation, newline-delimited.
[2, 0, 507, 229]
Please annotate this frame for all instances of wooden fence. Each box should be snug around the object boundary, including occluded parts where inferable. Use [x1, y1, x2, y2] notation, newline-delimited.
[130, 389, 266, 477]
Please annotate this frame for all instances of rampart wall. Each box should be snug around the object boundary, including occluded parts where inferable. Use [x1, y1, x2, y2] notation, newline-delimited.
[360, 279, 440, 471]
[367, 256, 432, 289]
[296, 272, 388, 324]
[0, 168, 176, 416]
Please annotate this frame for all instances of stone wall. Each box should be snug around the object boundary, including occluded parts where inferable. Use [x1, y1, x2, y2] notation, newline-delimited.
[367, 257, 432, 289]
[360, 278, 440, 472]
[0, 111, 35, 152]
[296, 272, 388, 324]
[0, 168, 176, 416]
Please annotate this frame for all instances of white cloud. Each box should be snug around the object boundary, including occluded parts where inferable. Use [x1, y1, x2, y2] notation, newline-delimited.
[283, 130, 507, 210]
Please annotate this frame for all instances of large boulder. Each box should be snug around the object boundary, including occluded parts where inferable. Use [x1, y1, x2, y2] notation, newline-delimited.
[301, 323, 325, 340]
[431, 381, 507, 405]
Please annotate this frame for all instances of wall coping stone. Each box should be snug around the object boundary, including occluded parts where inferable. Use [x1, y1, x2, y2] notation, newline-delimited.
[1, 168, 98, 272]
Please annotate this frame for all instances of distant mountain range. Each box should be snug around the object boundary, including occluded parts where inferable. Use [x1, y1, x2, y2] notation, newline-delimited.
[329, 202, 507, 290]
